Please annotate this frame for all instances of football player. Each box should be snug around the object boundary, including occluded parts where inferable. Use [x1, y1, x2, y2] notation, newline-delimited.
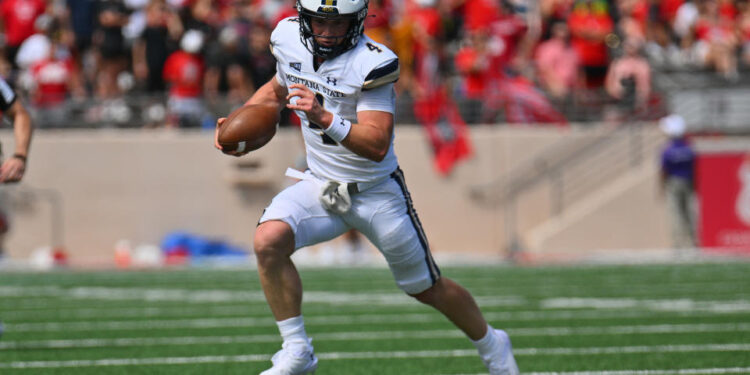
[0, 76, 33, 259]
[216, 0, 519, 373]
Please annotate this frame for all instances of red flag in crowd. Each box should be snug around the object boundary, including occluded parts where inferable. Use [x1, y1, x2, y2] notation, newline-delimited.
[413, 87, 473, 176]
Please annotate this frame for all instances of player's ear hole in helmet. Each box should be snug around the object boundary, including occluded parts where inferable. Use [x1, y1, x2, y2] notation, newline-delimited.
[296, 0, 369, 59]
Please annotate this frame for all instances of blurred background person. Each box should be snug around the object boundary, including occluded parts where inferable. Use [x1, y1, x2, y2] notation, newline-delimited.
[659, 114, 697, 249]
[454, 28, 501, 124]
[15, 15, 85, 127]
[604, 38, 651, 120]
[246, 22, 275, 96]
[204, 17, 253, 111]
[684, 0, 738, 81]
[534, 19, 579, 105]
[0, 0, 47, 74]
[93, 0, 130, 99]
[163, 29, 206, 127]
[567, 0, 613, 88]
[132, 0, 183, 94]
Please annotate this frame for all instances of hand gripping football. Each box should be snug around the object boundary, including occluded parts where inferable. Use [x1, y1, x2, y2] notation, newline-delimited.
[217, 104, 280, 153]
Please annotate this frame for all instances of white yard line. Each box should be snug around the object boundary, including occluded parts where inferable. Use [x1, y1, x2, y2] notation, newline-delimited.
[541, 298, 750, 313]
[0, 286, 524, 307]
[2, 323, 749, 350]
[3, 286, 750, 315]
[442, 368, 750, 375]
[1, 305, 741, 324]
[5, 308, 744, 333]
[0, 305, 267, 320]
[1, 344, 749, 369]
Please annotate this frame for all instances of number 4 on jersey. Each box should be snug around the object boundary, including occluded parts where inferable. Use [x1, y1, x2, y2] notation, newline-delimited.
[309, 93, 337, 145]
[366, 43, 382, 53]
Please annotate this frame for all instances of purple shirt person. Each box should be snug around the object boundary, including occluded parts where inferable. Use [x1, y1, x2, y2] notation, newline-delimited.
[659, 114, 697, 248]
[661, 138, 695, 183]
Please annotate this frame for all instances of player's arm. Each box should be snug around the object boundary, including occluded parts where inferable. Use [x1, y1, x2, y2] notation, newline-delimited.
[0, 100, 33, 183]
[343, 111, 392, 162]
[246, 76, 288, 112]
[286, 84, 393, 162]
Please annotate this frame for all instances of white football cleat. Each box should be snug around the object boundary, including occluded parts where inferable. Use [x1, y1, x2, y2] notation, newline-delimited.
[260, 340, 318, 375]
[483, 329, 519, 375]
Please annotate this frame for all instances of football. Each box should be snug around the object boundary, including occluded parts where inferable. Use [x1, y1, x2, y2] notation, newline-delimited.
[217, 104, 280, 153]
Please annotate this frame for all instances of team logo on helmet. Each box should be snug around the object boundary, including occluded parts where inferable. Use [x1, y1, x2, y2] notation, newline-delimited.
[318, 0, 338, 13]
[318, 6, 338, 13]
[296, 0, 369, 59]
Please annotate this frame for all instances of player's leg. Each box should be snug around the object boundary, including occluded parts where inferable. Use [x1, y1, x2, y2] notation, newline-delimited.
[411, 277, 487, 339]
[411, 278, 518, 375]
[353, 169, 518, 375]
[255, 178, 349, 375]
[254, 220, 301, 321]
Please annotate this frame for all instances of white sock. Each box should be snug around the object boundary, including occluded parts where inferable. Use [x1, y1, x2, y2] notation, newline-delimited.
[471, 324, 499, 359]
[277, 316, 310, 346]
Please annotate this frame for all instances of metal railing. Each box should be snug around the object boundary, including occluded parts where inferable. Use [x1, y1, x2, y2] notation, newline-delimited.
[22, 89, 667, 129]
[470, 121, 664, 256]
[2, 186, 65, 251]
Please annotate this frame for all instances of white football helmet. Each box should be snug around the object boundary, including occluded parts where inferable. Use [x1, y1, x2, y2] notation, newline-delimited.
[296, 0, 369, 58]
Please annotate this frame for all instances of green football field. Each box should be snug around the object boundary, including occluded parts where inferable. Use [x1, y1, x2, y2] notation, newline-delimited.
[1, 261, 749, 374]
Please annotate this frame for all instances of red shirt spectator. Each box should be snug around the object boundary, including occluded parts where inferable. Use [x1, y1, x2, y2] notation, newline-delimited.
[460, 0, 502, 31]
[30, 56, 75, 106]
[455, 44, 491, 98]
[567, 0, 613, 68]
[0, 0, 45, 47]
[718, 0, 737, 21]
[163, 50, 205, 98]
[455, 29, 497, 99]
[660, 0, 684, 23]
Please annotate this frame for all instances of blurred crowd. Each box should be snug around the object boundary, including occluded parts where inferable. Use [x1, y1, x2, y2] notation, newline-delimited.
[0, 0, 747, 127]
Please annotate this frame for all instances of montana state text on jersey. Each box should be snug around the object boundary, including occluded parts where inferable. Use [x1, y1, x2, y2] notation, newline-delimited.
[270, 16, 400, 184]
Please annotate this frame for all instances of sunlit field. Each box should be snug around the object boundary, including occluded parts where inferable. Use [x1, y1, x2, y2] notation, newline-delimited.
[1, 262, 749, 374]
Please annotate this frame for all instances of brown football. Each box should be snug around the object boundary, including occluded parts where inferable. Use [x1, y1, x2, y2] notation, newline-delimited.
[217, 104, 280, 153]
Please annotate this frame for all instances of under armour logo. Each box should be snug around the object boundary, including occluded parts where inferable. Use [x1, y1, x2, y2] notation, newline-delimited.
[290, 62, 301, 72]
[326, 77, 337, 85]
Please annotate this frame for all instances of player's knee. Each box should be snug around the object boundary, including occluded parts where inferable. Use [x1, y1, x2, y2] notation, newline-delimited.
[409, 279, 441, 306]
[253, 221, 295, 265]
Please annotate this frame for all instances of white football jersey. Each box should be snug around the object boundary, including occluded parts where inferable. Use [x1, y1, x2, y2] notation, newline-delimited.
[271, 17, 400, 184]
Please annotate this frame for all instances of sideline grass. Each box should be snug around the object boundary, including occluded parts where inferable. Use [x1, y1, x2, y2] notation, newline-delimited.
[0, 262, 749, 374]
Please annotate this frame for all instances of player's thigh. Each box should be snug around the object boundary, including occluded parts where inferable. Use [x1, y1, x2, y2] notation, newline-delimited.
[356, 178, 440, 294]
[260, 179, 349, 250]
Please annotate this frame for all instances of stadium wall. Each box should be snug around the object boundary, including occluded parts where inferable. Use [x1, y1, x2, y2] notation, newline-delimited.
[1, 126, 671, 265]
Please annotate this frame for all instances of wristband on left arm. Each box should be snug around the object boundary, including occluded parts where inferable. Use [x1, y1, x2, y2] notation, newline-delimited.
[324, 113, 352, 143]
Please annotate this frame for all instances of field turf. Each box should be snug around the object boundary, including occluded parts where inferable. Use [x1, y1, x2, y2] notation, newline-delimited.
[0, 261, 749, 374]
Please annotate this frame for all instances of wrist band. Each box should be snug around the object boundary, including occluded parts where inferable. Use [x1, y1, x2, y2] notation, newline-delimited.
[12, 154, 26, 162]
[324, 113, 352, 143]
